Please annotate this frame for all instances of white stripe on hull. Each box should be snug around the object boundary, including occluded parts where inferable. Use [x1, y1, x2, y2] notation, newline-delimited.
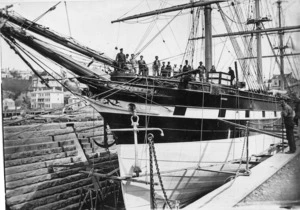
[117, 134, 281, 209]
[90, 99, 280, 120]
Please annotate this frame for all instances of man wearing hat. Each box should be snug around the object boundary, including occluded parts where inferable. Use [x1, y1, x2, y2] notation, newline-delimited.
[281, 100, 296, 153]
[115, 48, 126, 70]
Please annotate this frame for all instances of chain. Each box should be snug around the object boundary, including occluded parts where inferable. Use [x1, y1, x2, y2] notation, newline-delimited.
[148, 134, 157, 209]
[148, 135, 172, 209]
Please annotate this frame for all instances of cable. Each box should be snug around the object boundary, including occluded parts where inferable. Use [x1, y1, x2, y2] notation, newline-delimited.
[64, 1, 72, 37]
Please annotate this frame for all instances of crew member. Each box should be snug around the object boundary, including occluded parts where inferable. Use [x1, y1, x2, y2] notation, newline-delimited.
[160, 62, 166, 77]
[210, 65, 217, 73]
[130, 54, 138, 74]
[182, 60, 191, 72]
[281, 100, 296, 154]
[178, 65, 183, 73]
[165, 61, 172, 77]
[152, 56, 161, 76]
[138, 55, 147, 76]
[115, 48, 126, 70]
[197, 61, 206, 81]
[228, 67, 235, 86]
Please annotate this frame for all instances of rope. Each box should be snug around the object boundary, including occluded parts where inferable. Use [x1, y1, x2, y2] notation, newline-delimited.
[64, 1, 72, 37]
[24, 2, 61, 30]
[135, 10, 183, 57]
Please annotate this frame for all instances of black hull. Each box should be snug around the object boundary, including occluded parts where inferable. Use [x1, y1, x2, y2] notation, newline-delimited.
[81, 76, 279, 111]
[101, 112, 277, 144]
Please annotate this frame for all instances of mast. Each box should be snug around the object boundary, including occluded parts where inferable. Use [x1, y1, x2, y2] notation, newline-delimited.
[190, 25, 300, 40]
[111, 0, 225, 23]
[277, 0, 285, 90]
[255, 0, 263, 86]
[204, 5, 212, 77]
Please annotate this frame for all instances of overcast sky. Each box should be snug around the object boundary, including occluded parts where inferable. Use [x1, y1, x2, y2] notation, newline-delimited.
[0, 0, 299, 80]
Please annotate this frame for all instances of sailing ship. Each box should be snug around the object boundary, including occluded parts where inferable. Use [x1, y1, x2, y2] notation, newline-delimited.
[1, 0, 299, 209]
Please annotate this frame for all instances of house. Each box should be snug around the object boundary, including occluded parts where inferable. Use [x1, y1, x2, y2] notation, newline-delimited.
[30, 72, 64, 110]
[269, 73, 299, 90]
[3, 98, 16, 110]
[67, 96, 85, 110]
[1, 68, 13, 78]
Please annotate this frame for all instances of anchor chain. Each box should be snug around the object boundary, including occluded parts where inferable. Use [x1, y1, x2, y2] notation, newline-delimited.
[148, 134, 172, 209]
[148, 134, 157, 210]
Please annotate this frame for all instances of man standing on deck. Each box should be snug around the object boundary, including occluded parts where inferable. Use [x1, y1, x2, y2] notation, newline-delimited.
[281, 100, 296, 154]
[152, 56, 161, 76]
[228, 67, 235, 86]
[138, 55, 147, 76]
[115, 48, 126, 70]
[197, 61, 206, 82]
[130, 54, 138, 74]
[165, 61, 172, 77]
[182, 60, 191, 73]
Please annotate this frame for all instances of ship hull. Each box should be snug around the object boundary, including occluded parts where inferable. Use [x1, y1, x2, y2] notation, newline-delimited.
[117, 135, 281, 209]
[90, 99, 281, 143]
[88, 98, 282, 208]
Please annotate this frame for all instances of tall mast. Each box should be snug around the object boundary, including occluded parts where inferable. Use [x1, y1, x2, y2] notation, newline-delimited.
[255, 0, 263, 86]
[111, 0, 225, 23]
[277, 0, 285, 90]
[204, 5, 212, 78]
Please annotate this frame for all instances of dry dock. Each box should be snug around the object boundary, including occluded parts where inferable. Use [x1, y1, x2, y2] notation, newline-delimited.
[4, 118, 121, 210]
[185, 139, 300, 210]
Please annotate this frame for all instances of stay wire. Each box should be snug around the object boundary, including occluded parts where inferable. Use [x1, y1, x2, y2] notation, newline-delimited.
[64, 1, 72, 37]
[24, 2, 61, 30]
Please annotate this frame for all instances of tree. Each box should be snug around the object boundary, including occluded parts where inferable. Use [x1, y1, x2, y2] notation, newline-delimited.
[10, 70, 21, 79]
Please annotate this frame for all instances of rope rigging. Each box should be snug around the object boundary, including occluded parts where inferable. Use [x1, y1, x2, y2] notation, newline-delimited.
[64, 1, 72, 37]
[23, 1, 61, 30]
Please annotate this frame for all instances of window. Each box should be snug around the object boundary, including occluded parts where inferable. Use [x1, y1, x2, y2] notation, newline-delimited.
[245, 110, 250, 118]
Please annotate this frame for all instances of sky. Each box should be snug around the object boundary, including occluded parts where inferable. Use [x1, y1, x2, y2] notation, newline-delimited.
[0, 0, 300, 81]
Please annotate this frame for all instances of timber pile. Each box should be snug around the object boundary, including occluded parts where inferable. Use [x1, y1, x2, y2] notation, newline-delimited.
[4, 121, 119, 210]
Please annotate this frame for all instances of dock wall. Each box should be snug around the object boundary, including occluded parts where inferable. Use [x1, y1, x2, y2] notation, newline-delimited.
[4, 120, 119, 210]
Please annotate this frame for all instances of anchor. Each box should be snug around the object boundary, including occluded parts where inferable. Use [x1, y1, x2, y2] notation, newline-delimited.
[109, 114, 164, 177]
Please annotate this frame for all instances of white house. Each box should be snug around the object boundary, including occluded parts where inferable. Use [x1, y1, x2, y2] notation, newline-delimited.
[3, 98, 16, 110]
[30, 73, 64, 110]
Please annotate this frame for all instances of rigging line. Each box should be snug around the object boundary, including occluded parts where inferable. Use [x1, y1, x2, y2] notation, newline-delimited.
[286, 55, 297, 80]
[14, 41, 62, 79]
[291, 52, 300, 80]
[35, 38, 92, 61]
[133, 0, 167, 53]
[64, 1, 72, 37]
[24, 1, 61, 30]
[0, 35, 50, 88]
[168, 23, 182, 52]
[80, 77, 142, 100]
[119, 0, 145, 19]
[135, 9, 182, 57]
[15, 44, 65, 85]
[13, 42, 87, 109]
[136, 0, 169, 55]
